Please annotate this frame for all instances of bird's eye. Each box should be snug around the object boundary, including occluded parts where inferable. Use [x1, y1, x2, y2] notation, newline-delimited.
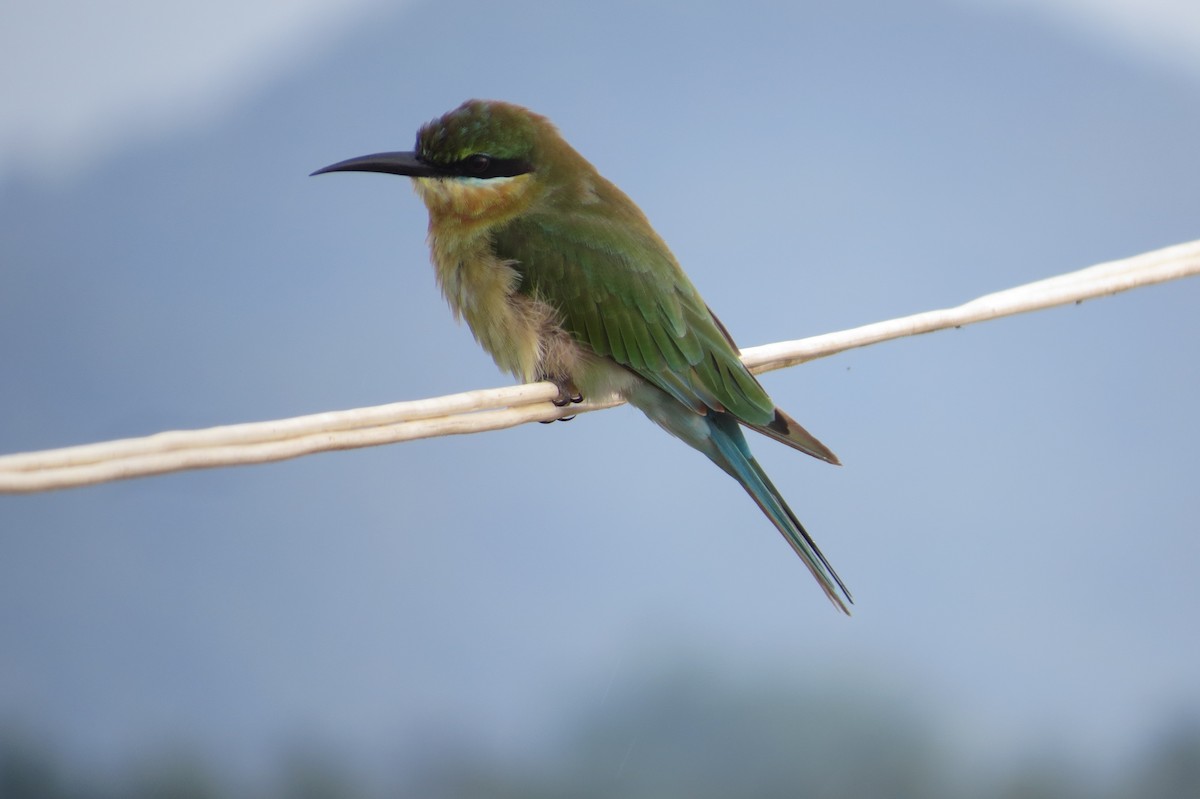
[466, 154, 492, 174]
[451, 154, 533, 179]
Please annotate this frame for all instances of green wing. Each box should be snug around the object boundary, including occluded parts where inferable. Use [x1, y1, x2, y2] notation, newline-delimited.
[492, 211, 775, 425]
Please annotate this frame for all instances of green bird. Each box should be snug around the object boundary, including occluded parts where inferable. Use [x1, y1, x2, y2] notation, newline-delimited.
[313, 100, 851, 612]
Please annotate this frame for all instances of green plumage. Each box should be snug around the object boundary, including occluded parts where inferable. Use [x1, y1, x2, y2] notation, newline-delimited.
[492, 214, 774, 424]
[313, 99, 852, 613]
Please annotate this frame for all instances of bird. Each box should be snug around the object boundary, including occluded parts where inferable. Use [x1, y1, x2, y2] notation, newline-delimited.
[313, 99, 851, 612]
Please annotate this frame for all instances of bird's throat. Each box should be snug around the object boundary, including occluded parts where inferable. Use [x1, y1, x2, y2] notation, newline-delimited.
[412, 174, 536, 225]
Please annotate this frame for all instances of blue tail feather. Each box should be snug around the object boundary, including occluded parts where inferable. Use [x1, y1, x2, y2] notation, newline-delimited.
[707, 412, 852, 613]
[629, 383, 852, 613]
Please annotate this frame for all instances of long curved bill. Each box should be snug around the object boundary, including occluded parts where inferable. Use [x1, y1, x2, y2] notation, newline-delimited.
[310, 151, 441, 178]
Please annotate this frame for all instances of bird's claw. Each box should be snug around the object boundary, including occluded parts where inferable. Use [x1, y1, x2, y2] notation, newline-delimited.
[551, 391, 584, 408]
[542, 384, 583, 423]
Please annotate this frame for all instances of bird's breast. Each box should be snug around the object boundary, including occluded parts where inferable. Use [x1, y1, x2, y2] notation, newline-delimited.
[427, 231, 557, 383]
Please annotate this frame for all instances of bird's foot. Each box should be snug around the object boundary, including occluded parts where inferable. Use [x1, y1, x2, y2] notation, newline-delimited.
[551, 386, 584, 407]
[540, 380, 584, 423]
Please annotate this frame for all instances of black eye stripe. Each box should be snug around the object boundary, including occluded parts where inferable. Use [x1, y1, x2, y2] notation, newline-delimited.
[447, 154, 533, 179]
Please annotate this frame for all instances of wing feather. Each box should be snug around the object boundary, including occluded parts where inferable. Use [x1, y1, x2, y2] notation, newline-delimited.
[492, 212, 776, 425]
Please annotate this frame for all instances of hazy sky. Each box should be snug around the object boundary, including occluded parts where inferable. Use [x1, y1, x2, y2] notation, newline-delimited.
[2, 0, 1199, 786]
[2, 0, 1199, 179]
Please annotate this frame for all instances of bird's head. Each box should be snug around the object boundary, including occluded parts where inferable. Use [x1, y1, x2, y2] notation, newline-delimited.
[313, 99, 562, 223]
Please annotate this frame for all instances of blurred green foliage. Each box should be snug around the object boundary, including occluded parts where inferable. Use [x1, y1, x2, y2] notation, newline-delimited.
[3, 667, 1197, 799]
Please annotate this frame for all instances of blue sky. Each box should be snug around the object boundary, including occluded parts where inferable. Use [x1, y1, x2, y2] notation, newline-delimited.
[2, 0, 1199, 785]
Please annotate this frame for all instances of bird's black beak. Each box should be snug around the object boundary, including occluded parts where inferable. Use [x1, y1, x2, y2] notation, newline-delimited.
[310, 151, 441, 178]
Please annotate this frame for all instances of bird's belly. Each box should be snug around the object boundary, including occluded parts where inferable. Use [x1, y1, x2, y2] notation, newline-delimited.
[461, 291, 556, 382]
[431, 236, 635, 399]
[432, 242, 553, 382]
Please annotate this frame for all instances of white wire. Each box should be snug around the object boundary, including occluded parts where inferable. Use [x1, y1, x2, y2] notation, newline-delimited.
[2, 238, 1198, 494]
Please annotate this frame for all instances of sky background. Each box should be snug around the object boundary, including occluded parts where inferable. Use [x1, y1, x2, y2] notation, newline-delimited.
[2, 0, 1199, 792]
